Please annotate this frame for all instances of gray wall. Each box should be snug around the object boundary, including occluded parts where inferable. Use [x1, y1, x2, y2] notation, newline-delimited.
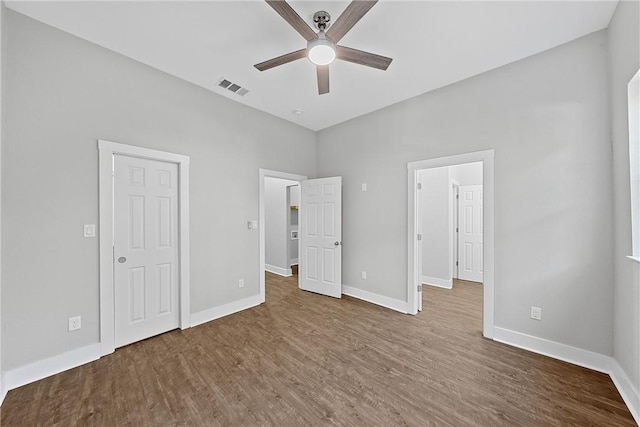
[2, 11, 316, 370]
[608, 0, 640, 395]
[318, 30, 614, 355]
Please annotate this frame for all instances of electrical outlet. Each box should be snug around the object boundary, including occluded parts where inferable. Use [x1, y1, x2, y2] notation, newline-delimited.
[530, 306, 542, 321]
[361, 271, 367, 280]
[68, 316, 81, 331]
[239, 279, 245, 288]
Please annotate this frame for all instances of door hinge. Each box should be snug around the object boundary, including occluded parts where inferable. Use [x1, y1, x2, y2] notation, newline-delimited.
[417, 284, 422, 292]
[456, 261, 459, 266]
[456, 194, 459, 199]
[417, 183, 422, 190]
[417, 233, 422, 241]
[456, 227, 459, 233]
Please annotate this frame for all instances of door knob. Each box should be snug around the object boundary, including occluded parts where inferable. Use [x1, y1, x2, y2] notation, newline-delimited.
[118, 257, 127, 263]
[334, 241, 341, 246]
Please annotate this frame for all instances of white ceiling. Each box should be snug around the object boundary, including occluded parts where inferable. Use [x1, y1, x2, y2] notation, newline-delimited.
[6, 0, 618, 131]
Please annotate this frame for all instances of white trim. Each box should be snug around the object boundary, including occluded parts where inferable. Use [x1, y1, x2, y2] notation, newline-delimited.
[0, 1, 5, 407]
[0, 372, 8, 406]
[342, 285, 409, 314]
[259, 169, 307, 303]
[98, 140, 190, 356]
[450, 179, 460, 280]
[493, 327, 610, 373]
[265, 264, 292, 277]
[494, 327, 639, 422]
[0, 373, 6, 406]
[191, 295, 262, 327]
[628, 70, 640, 260]
[421, 276, 453, 289]
[610, 359, 640, 425]
[627, 255, 640, 264]
[408, 150, 495, 339]
[3, 344, 101, 392]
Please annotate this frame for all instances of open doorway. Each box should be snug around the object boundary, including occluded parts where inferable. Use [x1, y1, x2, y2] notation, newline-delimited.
[418, 162, 483, 290]
[264, 177, 300, 277]
[407, 150, 495, 339]
[259, 169, 306, 302]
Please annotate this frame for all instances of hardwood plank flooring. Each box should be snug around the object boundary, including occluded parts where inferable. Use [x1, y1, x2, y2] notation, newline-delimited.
[1, 274, 634, 426]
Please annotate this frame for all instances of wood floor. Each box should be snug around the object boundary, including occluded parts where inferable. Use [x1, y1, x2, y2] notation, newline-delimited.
[1, 274, 634, 426]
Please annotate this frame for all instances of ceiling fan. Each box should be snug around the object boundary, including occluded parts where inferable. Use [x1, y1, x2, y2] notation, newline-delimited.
[254, 0, 393, 95]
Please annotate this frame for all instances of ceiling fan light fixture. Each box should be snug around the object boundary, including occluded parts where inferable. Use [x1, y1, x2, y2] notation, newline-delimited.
[307, 32, 336, 66]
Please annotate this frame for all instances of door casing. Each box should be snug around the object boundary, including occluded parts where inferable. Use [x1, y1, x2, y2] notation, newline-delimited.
[99, 140, 191, 356]
[451, 181, 460, 280]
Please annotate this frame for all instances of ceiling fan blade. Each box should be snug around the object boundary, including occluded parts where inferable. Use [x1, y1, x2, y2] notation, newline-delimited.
[266, 0, 317, 41]
[336, 46, 392, 71]
[317, 65, 329, 95]
[254, 49, 307, 71]
[326, 0, 377, 43]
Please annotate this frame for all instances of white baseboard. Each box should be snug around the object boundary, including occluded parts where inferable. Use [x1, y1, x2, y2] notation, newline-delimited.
[0, 295, 263, 405]
[493, 327, 610, 373]
[190, 294, 263, 327]
[342, 285, 409, 314]
[610, 358, 640, 425]
[265, 264, 292, 277]
[493, 327, 639, 424]
[421, 275, 453, 289]
[4, 343, 101, 394]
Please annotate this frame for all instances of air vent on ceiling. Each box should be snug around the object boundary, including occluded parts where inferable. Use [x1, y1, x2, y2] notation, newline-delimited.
[217, 78, 249, 97]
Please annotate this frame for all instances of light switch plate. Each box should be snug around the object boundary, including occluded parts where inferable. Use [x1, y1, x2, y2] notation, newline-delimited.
[83, 224, 96, 238]
[530, 306, 542, 321]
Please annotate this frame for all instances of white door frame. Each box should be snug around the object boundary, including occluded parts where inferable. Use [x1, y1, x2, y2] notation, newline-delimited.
[407, 150, 495, 339]
[99, 140, 191, 356]
[451, 180, 460, 280]
[259, 169, 307, 302]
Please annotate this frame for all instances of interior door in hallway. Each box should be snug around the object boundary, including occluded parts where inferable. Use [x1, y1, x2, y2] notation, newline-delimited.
[114, 155, 180, 348]
[458, 185, 483, 283]
[299, 177, 342, 298]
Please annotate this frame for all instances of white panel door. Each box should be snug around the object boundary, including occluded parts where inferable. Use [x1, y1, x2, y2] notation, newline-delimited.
[299, 177, 342, 298]
[458, 185, 483, 283]
[114, 155, 180, 348]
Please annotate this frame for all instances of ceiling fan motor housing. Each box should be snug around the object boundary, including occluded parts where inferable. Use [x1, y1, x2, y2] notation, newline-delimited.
[313, 11, 331, 30]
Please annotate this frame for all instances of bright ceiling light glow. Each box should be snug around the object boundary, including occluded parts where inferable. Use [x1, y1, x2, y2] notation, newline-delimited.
[307, 34, 336, 66]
